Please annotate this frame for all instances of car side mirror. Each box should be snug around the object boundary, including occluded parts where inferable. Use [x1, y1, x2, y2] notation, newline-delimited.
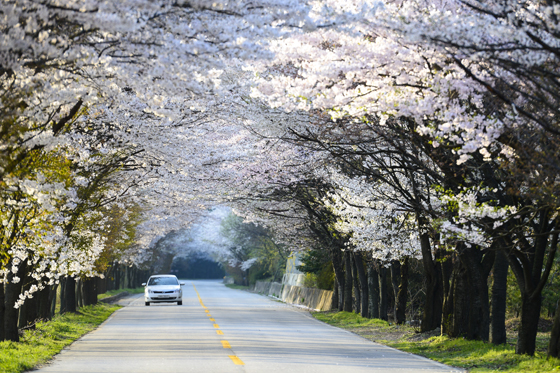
[180, 282, 185, 286]
[142, 283, 146, 286]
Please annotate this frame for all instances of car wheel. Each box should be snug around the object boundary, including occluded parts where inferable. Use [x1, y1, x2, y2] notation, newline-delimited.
[145, 302, 150, 306]
[177, 301, 182, 306]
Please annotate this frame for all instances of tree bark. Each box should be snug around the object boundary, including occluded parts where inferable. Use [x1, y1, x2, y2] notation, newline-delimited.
[343, 251, 353, 312]
[332, 277, 339, 311]
[396, 258, 409, 325]
[65, 277, 77, 313]
[18, 277, 38, 330]
[37, 285, 52, 320]
[379, 265, 388, 321]
[462, 246, 491, 341]
[451, 261, 469, 337]
[367, 260, 380, 319]
[76, 279, 83, 308]
[390, 260, 401, 322]
[441, 252, 454, 336]
[4, 260, 26, 341]
[331, 248, 345, 311]
[60, 277, 67, 314]
[0, 283, 5, 341]
[419, 230, 443, 332]
[354, 252, 369, 318]
[50, 284, 58, 318]
[115, 264, 121, 290]
[83, 278, 98, 306]
[516, 293, 541, 355]
[491, 250, 508, 344]
[351, 253, 361, 314]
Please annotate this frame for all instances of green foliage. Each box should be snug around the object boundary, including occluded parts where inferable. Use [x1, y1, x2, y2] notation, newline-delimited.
[297, 247, 330, 274]
[297, 248, 334, 290]
[506, 253, 560, 318]
[506, 267, 522, 318]
[220, 213, 288, 285]
[542, 254, 560, 317]
[302, 266, 334, 290]
[0, 303, 120, 373]
[96, 203, 144, 272]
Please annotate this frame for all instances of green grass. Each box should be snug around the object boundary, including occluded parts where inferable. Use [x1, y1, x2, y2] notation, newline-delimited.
[97, 287, 144, 300]
[314, 311, 399, 328]
[225, 284, 250, 290]
[0, 303, 120, 373]
[313, 311, 560, 372]
[388, 336, 560, 372]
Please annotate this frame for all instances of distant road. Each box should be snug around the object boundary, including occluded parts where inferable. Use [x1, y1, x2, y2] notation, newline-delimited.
[36, 280, 461, 372]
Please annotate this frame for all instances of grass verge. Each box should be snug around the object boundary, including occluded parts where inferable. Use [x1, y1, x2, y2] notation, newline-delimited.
[97, 287, 144, 300]
[313, 311, 560, 372]
[0, 303, 120, 373]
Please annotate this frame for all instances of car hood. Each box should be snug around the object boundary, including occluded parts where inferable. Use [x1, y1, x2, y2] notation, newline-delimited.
[147, 285, 181, 291]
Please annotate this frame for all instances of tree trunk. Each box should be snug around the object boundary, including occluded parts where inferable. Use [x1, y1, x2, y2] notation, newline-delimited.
[76, 279, 83, 309]
[491, 250, 508, 344]
[419, 230, 443, 332]
[462, 246, 490, 341]
[60, 277, 67, 314]
[441, 252, 454, 336]
[516, 293, 541, 355]
[332, 277, 339, 311]
[354, 252, 369, 318]
[331, 248, 345, 311]
[65, 277, 77, 313]
[18, 277, 38, 330]
[83, 278, 98, 306]
[379, 265, 388, 321]
[351, 253, 361, 314]
[4, 261, 26, 342]
[37, 286, 52, 320]
[390, 260, 401, 322]
[396, 258, 409, 325]
[343, 251, 353, 312]
[451, 258, 469, 338]
[97, 276, 107, 295]
[367, 260, 380, 319]
[50, 284, 58, 318]
[0, 283, 5, 341]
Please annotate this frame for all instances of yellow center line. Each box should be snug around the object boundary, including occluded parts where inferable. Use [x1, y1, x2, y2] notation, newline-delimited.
[206, 314, 212, 317]
[193, 284, 242, 366]
[229, 356, 245, 365]
[192, 284, 207, 308]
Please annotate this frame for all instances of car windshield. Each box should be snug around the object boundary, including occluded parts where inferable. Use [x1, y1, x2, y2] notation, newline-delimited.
[148, 277, 178, 286]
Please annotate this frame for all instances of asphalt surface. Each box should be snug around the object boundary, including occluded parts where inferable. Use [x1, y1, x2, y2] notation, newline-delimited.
[36, 279, 462, 373]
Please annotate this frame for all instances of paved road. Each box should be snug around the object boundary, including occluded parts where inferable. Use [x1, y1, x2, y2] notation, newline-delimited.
[36, 280, 461, 372]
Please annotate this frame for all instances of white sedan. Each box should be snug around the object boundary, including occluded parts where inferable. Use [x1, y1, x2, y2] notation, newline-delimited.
[142, 275, 184, 306]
